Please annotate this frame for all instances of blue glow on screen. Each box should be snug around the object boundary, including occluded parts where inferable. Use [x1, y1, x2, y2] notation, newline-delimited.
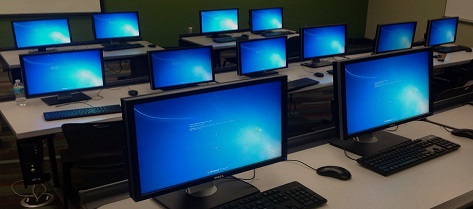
[302, 25, 346, 59]
[21, 50, 104, 96]
[13, 19, 71, 48]
[200, 9, 238, 33]
[376, 22, 416, 53]
[428, 18, 457, 46]
[240, 37, 287, 74]
[344, 51, 430, 135]
[251, 8, 283, 31]
[133, 81, 283, 194]
[93, 12, 140, 39]
[150, 47, 213, 89]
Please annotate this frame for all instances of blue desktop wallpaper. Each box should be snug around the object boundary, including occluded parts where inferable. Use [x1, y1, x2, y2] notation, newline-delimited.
[376, 22, 416, 53]
[302, 25, 346, 59]
[150, 47, 213, 89]
[200, 9, 238, 33]
[133, 81, 283, 194]
[13, 19, 71, 48]
[428, 18, 457, 46]
[240, 37, 287, 74]
[344, 51, 430, 135]
[251, 8, 283, 31]
[93, 12, 140, 39]
[21, 50, 104, 96]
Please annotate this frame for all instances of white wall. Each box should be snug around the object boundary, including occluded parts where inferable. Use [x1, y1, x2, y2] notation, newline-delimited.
[366, 0, 473, 47]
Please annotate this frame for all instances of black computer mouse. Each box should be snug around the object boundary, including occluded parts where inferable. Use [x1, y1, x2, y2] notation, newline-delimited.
[128, 90, 138, 96]
[314, 72, 324, 77]
[465, 47, 472, 52]
[451, 128, 473, 139]
[316, 165, 351, 180]
[148, 44, 157, 48]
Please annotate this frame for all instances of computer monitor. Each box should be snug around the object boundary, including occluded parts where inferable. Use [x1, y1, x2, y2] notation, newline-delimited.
[237, 36, 287, 77]
[373, 21, 417, 54]
[121, 75, 287, 209]
[11, 18, 72, 53]
[300, 24, 347, 68]
[148, 46, 215, 90]
[249, 7, 283, 34]
[199, 8, 239, 38]
[92, 12, 142, 45]
[425, 17, 459, 47]
[331, 47, 433, 156]
[19, 49, 105, 106]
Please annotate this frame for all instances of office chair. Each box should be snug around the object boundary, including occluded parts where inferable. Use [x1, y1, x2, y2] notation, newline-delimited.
[60, 121, 127, 209]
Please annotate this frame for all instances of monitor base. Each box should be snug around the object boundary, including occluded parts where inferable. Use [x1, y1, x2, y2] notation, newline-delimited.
[41, 92, 92, 106]
[300, 59, 332, 68]
[330, 130, 411, 157]
[154, 177, 259, 209]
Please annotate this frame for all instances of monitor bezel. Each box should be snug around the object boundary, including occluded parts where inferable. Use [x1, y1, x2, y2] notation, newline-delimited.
[425, 16, 459, 47]
[249, 7, 283, 34]
[300, 23, 348, 61]
[373, 21, 417, 54]
[236, 36, 288, 76]
[333, 47, 433, 141]
[199, 8, 239, 36]
[19, 48, 106, 99]
[92, 11, 142, 43]
[148, 46, 215, 90]
[11, 18, 72, 51]
[121, 75, 288, 202]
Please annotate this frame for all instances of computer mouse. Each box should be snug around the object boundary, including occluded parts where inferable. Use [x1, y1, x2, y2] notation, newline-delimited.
[451, 128, 473, 139]
[128, 90, 138, 96]
[465, 47, 472, 52]
[314, 72, 324, 77]
[148, 44, 157, 48]
[316, 165, 351, 180]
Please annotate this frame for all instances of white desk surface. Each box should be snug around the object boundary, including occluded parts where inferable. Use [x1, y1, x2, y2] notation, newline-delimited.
[427, 103, 473, 129]
[0, 41, 161, 69]
[98, 121, 473, 209]
[180, 29, 297, 50]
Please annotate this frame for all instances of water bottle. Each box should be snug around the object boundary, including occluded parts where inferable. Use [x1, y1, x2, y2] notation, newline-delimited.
[13, 79, 27, 106]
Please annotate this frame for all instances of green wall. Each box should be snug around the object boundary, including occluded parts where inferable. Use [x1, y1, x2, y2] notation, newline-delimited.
[0, 0, 368, 49]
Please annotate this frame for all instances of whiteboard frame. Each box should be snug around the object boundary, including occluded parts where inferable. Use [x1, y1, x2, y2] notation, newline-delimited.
[0, 0, 102, 15]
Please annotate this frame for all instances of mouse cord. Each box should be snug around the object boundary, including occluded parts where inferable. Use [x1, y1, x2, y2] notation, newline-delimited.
[343, 139, 357, 161]
[285, 159, 317, 171]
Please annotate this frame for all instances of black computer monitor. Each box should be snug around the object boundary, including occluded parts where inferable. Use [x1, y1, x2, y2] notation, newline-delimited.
[249, 7, 283, 34]
[425, 16, 459, 47]
[237, 36, 287, 77]
[19, 49, 105, 106]
[199, 8, 239, 38]
[300, 24, 347, 68]
[11, 18, 72, 53]
[121, 75, 287, 209]
[92, 12, 142, 46]
[148, 46, 215, 90]
[373, 21, 417, 54]
[331, 47, 433, 156]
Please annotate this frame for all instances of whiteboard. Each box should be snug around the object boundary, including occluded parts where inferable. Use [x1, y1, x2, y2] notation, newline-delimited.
[445, 0, 473, 22]
[0, 0, 101, 15]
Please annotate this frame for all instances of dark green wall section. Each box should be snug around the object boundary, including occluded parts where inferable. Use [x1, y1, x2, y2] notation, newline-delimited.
[0, 0, 368, 49]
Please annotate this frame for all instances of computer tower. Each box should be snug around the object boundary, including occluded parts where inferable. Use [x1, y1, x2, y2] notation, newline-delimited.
[17, 138, 49, 187]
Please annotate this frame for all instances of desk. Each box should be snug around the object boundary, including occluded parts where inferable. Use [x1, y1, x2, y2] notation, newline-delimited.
[97, 121, 473, 209]
[427, 103, 473, 129]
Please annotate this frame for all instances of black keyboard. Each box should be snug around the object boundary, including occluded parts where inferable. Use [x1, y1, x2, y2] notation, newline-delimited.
[261, 31, 295, 37]
[213, 36, 249, 43]
[102, 43, 144, 51]
[287, 78, 320, 92]
[214, 181, 327, 209]
[357, 135, 460, 176]
[434, 45, 472, 53]
[43, 104, 122, 121]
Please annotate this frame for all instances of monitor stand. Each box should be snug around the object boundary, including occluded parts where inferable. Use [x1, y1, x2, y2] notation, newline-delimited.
[244, 71, 279, 78]
[154, 177, 259, 209]
[329, 130, 411, 157]
[41, 92, 91, 106]
[301, 58, 332, 68]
